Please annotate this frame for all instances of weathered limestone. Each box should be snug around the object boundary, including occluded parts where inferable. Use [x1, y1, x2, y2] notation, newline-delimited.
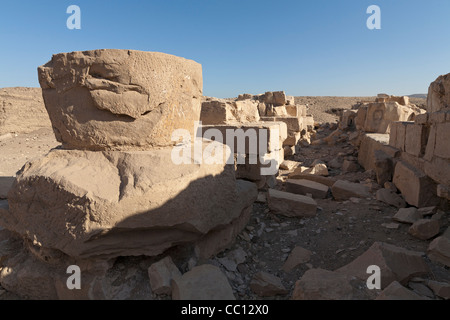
[356, 101, 421, 134]
[285, 179, 329, 199]
[1, 144, 256, 260]
[428, 236, 450, 267]
[38, 50, 203, 150]
[357, 133, 391, 171]
[408, 219, 440, 240]
[337, 242, 429, 289]
[331, 180, 370, 201]
[194, 182, 256, 260]
[260, 116, 303, 134]
[279, 160, 301, 171]
[171, 264, 235, 300]
[148, 256, 182, 295]
[267, 189, 317, 217]
[376, 188, 407, 208]
[427, 73, 450, 113]
[427, 280, 450, 300]
[200, 122, 287, 155]
[385, 75, 450, 204]
[201, 98, 260, 125]
[250, 272, 288, 297]
[288, 172, 337, 187]
[339, 110, 357, 130]
[282, 246, 312, 272]
[0, 51, 263, 300]
[375, 281, 429, 300]
[263, 91, 287, 106]
[292, 268, 355, 300]
[393, 160, 439, 208]
[393, 208, 421, 224]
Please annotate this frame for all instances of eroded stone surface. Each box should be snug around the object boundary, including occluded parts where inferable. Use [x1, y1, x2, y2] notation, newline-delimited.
[38, 50, 203, 150]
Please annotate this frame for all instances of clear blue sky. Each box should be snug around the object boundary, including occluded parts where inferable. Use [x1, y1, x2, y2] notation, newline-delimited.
[1, 0, 449, 97]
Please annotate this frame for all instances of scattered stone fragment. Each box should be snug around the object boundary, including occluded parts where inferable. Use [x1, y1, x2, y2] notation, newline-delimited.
[384, 181, 398, 193]
[268, 189, 317, 217]
[250, 272, 288, 297]
[307, 163, 329, 176]
[427, 236, 450, 267]
[393, 208, 421, 224]
[417, 206, 438, 217]
[408, 219, 440, 240]
[331, 180, 370, 201]
[427, 280, 450, 300]
[431, 211, 446, 223]
[349, 197, 361, 204]
[382, 223, 400, 230]
[148, 256, 182, 295]
[337, 242, 429, 288]
[341, 160, 360, 173]
[408, 282, 434, 299]
[292, 268, 354, 300]
[217, 257, 238, 272]
[171, 264, 235, 300]
[285, 179, 329, 199]
[328, 158, 342, 169]
[256, 192, 267, 203]
[376, 188, 407, 208]
[288, 172, 336, 187]
[280, 160, 300, 171]
[376, 281, 430, 300]
[282, 246, 312, 272]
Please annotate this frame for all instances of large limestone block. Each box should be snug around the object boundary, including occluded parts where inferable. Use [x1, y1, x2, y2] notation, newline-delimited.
[389, 121, 409, 151]
[424, 156, 450, 187]
[434, 122, 450, 159]
[171, 264, 235, 300]
[292, 268, 355, 300]
[363, 102, 417, 134]
[427, 73, 450, 113]
[200, 121, 287, 155]
[200, 99, 260, 125]
[428, 236, 450, 267]
[357, 133, 390, 171]
[331, 180, 370, 200]
[267, 189, 317, 217]
[38, 49, 203, 150]
[355, 105, 368, 131]
[337, 242, 429, 289]
[285, 179, 329, 199]
[263, 91, 287, 106]
[393, 160, 439, 208]
[405, 123, 428, 157]
[260, 116, 303, 134]
[1, 142, 256, 260]
[376, 281, 429, 300]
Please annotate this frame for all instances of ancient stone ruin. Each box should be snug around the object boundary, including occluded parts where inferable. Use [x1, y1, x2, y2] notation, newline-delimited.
[0, 50, 258, 299]
[0, 50, 449, 300]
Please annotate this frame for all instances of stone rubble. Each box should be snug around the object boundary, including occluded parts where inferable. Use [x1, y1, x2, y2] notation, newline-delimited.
[0, 54, 449, 301]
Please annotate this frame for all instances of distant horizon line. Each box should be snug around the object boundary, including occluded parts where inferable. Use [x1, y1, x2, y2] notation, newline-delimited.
[0, 86, 428, 99]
